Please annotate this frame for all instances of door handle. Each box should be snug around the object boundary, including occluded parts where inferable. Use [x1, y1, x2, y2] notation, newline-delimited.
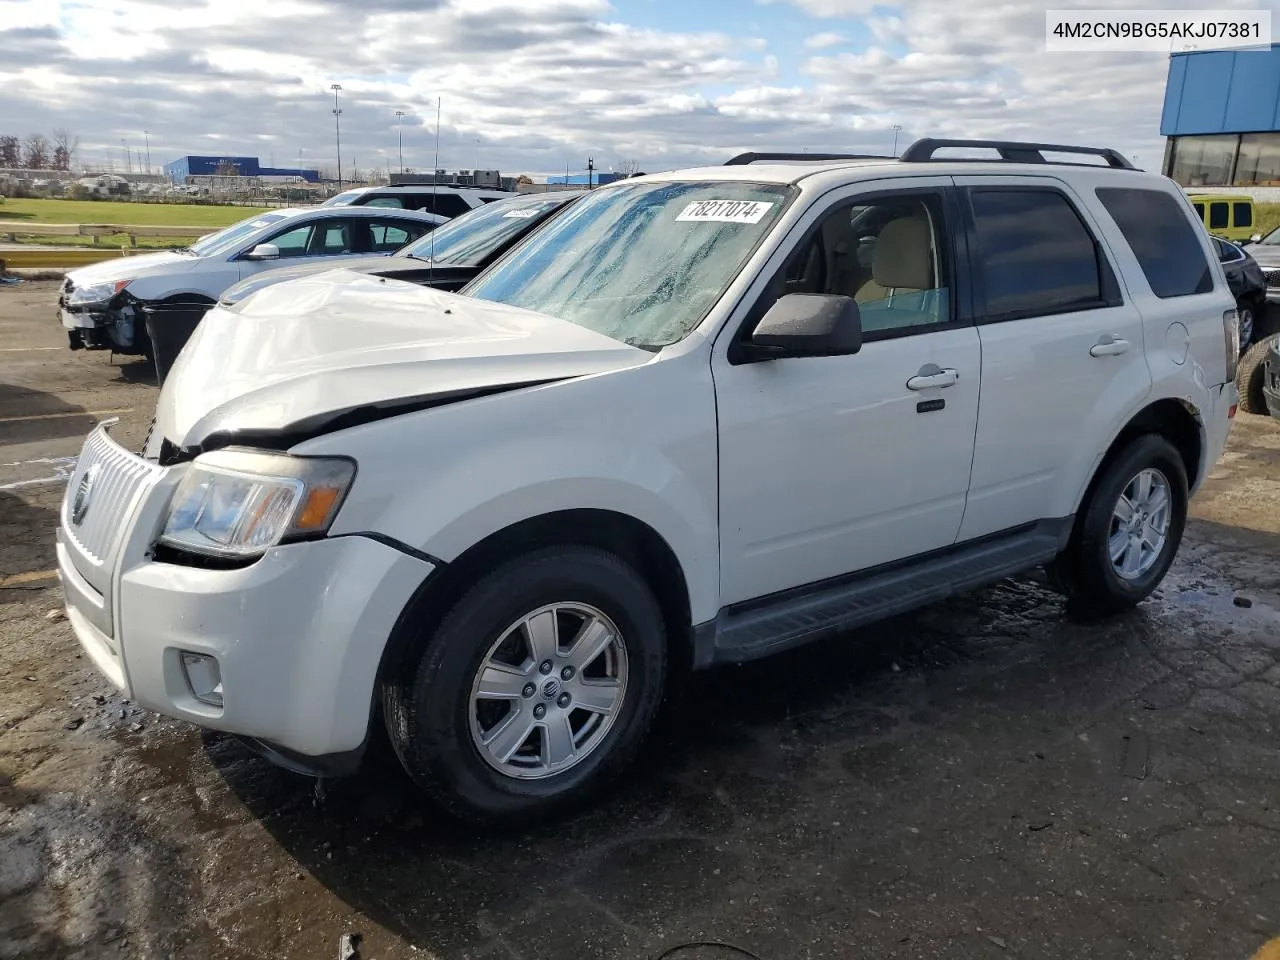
[906, 365, 959, 390]
[1089, 335, 1131, 357]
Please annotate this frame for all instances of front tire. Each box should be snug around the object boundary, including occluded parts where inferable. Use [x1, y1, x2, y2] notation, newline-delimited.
[382, 545, 667, 826]
[1051, 434, 1188, 616]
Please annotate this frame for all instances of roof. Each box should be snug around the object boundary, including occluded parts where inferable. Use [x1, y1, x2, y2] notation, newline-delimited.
[262, 205, 447, 223]
[629, 157, 1161, 192]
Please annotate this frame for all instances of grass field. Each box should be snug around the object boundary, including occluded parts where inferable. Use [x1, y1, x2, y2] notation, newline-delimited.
[0, 197, 277, 250]
[0, 198, 273, 227]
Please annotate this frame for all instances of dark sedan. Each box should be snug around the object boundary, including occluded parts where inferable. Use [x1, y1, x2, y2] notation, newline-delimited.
[1211, 235, 1267, 347]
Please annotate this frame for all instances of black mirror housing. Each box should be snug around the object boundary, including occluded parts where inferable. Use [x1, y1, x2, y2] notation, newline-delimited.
[733, 293, 863, 363]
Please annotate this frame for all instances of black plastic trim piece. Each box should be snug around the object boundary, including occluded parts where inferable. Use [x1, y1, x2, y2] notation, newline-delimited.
[901, 138, 1136, 170]
[234, 734, 366, 778]
[334, 532, 445, 567]
[695, 517, 1074, 666]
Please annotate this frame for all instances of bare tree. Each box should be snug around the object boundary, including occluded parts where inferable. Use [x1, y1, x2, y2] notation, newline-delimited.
[0, 135, 19, 168]
[616, 159, 641, 177]
[23, 133, 50, 169]
[52, 129, 79, 171]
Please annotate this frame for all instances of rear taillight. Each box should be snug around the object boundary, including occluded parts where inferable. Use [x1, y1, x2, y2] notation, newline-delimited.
[1224, 308, 1240, 381]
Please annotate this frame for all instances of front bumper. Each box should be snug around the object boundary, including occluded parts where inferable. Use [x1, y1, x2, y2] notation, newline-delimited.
[59, 298, 144, 353]
[56, 423, 435, 763]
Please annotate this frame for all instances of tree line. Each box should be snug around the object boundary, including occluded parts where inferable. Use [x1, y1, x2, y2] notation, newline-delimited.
[0, 130, 79, 171]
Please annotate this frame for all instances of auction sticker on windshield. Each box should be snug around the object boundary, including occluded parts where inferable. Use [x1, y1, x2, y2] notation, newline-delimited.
[675, 199, 775, 224]
[503, 209, 541, 219]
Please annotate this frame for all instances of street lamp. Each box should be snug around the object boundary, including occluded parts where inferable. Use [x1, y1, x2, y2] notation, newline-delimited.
[395, 110, 405, 173]
[121, 138, 131, 175]
[143, 130, 151, 175]
[330, 83, 343, 190]
[892, 124, 903, 156]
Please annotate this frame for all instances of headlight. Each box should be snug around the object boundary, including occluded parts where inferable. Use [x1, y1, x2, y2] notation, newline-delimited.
[66, 279, 132, 306]
[159, 449, 355, 559]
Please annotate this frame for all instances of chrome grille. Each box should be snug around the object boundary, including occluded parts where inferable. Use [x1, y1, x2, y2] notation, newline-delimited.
[63, 424, 163, 567]
[1263, 269, 1280, 287]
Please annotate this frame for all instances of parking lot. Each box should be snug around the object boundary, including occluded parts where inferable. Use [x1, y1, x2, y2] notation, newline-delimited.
[3, 279, 1280, 959]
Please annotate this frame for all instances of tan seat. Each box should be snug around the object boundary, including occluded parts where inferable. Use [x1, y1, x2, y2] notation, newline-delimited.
[854, 216, 934, 304]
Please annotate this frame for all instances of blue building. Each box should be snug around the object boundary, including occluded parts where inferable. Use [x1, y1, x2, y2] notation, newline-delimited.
[1161, 45, 1280, 186]
[163, 155, 320, 183]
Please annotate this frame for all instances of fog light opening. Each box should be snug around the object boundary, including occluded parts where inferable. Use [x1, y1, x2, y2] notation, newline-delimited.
[181, 652, 224, 707]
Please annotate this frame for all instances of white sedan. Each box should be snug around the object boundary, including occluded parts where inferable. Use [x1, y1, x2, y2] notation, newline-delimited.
[58, 205, 445, 356]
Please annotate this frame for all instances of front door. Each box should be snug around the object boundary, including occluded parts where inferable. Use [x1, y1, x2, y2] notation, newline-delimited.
[713, 179, 982, 606]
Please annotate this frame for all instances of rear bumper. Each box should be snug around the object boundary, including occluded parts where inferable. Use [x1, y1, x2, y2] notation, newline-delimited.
[1199, 381, 1238, 491]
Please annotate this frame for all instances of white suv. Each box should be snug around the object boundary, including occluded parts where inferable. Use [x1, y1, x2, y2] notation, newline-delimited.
[56, 139, 1240, 825]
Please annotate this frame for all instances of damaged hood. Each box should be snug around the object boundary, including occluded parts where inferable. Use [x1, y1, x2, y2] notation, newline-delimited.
[155, 270, 652, 448]
[66, 250, 199, 287]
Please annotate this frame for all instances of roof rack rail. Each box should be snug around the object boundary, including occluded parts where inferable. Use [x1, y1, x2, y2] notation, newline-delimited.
[899, 138, 1135, 170]
[724, 152, 896, 166]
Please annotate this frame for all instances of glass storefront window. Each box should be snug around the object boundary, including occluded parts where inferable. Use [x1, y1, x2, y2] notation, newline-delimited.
[1167, 135, 1239, 186]
[1234, 133, 1280, 186]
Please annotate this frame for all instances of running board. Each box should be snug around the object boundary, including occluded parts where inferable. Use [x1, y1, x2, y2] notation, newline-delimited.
[705, 518, 1073, 665]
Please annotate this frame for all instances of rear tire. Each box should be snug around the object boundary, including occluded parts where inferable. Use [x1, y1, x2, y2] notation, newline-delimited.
[382, 545, 667, 827]
[1051, 434, 1188, 617]
[1237, 336, 1275, 415]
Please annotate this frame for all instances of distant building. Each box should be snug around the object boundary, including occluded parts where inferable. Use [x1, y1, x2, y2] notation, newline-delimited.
[1162, 46, 1280, 187]
[389, 169, 509, 190]
[546, 172, 626, 186]
[163, 155, 320, 184]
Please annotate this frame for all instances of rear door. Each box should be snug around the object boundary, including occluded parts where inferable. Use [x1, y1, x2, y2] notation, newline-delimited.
[954, 175, 1152, 541]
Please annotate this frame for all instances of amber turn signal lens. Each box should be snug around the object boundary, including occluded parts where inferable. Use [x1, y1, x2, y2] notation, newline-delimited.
[295, 486, 342, 531]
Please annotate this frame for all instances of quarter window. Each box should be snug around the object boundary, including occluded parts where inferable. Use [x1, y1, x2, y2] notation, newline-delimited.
[1235, 203, 1253, 228]
[1095, 188, 1214, 298]
[368, 222, 418, 251]
[968, 188, 1110, 321]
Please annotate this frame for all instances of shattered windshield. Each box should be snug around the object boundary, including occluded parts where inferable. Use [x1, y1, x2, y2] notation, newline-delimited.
[399, 194, 575, 266]
[463, 181, 792, 349]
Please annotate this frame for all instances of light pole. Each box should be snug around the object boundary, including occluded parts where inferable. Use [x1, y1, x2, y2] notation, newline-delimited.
[892, 124, 903, 156]
[121, 138, 131, 175]
[144, 130, 151, 174]
[587, 156, 595, 190]
[395, 110, 405, 173]
[330, 83, 343, 190]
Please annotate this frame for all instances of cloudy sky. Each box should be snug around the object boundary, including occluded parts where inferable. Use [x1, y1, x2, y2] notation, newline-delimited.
[0, 0, 1273, 179]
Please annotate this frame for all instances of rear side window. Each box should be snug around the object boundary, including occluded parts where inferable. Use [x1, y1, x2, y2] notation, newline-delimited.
[1209, 202, 1229, 230]
[968, 188, 1112, 322]
[1235, 203, 1253, 228]
[1095, 188, 1213, 298]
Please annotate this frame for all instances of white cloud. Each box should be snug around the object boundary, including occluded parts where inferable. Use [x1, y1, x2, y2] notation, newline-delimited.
[0, 0, 1254, 177]
[804, 31, 847, 49]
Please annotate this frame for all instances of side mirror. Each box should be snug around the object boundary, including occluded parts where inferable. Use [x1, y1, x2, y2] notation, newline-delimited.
[244, 243, 280, 261]
[732, 293, 862, 364]
[1251, 233, 1263, 244]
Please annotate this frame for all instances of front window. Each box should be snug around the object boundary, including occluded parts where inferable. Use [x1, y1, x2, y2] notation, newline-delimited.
[464, 181, 792, 349]
[400, 195, 571, 267]
[188, 213, 288, 257]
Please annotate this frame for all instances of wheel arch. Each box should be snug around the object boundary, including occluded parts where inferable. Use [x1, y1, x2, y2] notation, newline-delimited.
[377, 508, 695, 691]
[1072, 397, 1203, 526]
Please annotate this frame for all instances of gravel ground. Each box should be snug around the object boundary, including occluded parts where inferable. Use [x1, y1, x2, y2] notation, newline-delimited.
[3, 280, 1280, 960]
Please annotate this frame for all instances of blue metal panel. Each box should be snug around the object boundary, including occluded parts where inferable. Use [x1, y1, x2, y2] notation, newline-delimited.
[1163, 46, 1280, 136]
[1160, 55, 1189, 135]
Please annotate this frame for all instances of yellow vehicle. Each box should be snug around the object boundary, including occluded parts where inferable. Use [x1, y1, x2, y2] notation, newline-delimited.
[1187, 194, 1257, 242]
